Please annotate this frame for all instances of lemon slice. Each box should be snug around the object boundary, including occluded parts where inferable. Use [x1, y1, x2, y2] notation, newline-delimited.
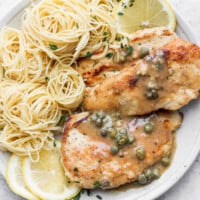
[22, 141, 80, 200]
[116, 0, 176, 34]
[5, 154, 39, 200]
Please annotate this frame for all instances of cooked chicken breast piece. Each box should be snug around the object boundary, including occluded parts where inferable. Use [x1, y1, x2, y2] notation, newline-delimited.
[76, 27, 176, 86]
[78, 27, 200, 115]
[61, 111, 182, 189]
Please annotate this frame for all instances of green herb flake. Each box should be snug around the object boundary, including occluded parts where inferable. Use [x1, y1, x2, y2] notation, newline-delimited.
[126, 45, 133, 56]
[45, 76, 49, 81]
[93, 181, 101, 187]
[71, 192, 81, 200]
[92, 60, 99, 67]
[117, 12, 124, 16]
[103, 31, 108, 36]
[96, 195, 102, 200]
[76, 23, 79, 29]
[86, 51, 92, 58]
[49, 44, 58, 50]
[53, 141, 56, 147]
[93, 15, 97, 20]
[106, 52, 113, 59]
[58, 114, 68, 125]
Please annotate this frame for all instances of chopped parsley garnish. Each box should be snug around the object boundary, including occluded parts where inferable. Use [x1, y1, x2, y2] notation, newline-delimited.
[93, 181, 101, 187]
[106, 52, 113, 59]
[92, 60, 99, 67]
[117, 12, 124, 16]
[96, 195, 102, 200]
[53, 141, 56, 147]
[93, 15, 97, 20]
[76, 23, 79, 29]
[45, 76, 49, 81]
[103, 31, 108, 36]
[49, 44, 58, 50]
[126, 45, 133, 56]
[86, 51, 92, 58]
[58, 114, 67, 125]
[71, 192, 81, 200]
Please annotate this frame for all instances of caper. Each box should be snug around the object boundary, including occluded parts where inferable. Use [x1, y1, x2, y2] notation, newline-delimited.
[97, 111, 106, 119]
[145, 55, 152, 62]
[116, 134, 128, 146]
[147, 81, 158, 90]
[145, 89, 159, 100]
[95, 118, 103, 127]
[135, 146, 145, 160]
[161, 157, 170, 167]
[100, 129, 107, 137]
[152, 56, 165, 70]
[102, 117, 109, 123]
[139, 47, 149, 58]
[154, 63, 164, 70]
[115, 120, 123, 127]
[145, 168, 154, 181]
[110, 145, 119, 155]
[144, 122, 154, 134]
[128, 135, 135, 144]
[118, 128, 128, 135]
[107, 127, 117, 139]
[90, 113, 98, 122]
[152, 168, 160, 179]
[156, 50, 165, 57]
[137, 174, 147, 185]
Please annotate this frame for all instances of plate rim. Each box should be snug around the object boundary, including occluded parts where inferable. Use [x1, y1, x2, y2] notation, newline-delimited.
[0, 1, 200, 200]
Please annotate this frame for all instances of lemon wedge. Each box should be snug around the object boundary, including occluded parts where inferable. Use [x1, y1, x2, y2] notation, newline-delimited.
[22, 141, 80, 200]
[116, 0, 176, 34]
[5, 154, 39, 200]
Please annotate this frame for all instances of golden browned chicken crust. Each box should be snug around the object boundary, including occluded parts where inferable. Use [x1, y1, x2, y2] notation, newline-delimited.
[76, 27, 176, 87]
[61, 111, 182, 189]
[78, 27, 200, 115]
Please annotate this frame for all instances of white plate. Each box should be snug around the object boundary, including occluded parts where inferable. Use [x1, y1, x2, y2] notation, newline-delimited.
[0, 1, 200, 200]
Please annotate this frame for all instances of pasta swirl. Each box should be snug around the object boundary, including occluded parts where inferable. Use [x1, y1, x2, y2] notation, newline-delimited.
[47, 62, 85, 110]
[22, 0, 117, 64]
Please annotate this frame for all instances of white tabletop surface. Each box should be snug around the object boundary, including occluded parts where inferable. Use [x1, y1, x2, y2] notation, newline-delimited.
[0, 0, 200, 199]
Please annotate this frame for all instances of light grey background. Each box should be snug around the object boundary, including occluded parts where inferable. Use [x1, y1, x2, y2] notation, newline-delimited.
[0, 0, 200, 199]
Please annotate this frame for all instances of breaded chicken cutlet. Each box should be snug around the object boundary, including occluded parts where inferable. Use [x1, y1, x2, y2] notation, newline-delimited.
[77, 27, 200, 115]
[62, 111, 182, 189]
